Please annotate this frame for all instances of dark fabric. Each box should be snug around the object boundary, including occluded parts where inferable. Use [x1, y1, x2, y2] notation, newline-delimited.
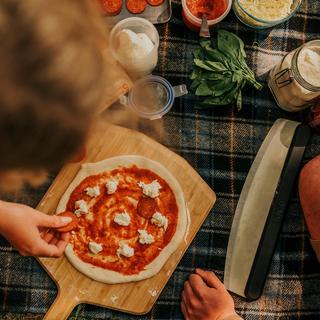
[1, 0, 320, 319]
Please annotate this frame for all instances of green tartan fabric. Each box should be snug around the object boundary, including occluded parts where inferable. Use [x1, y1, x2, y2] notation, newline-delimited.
[1, 0, 320, 319]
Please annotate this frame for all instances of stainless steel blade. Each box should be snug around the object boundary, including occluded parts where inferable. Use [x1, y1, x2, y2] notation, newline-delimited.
[224, 119, 300, 297]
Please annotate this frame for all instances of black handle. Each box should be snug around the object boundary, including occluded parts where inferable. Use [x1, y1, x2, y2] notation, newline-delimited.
[244, 124, 311, 301]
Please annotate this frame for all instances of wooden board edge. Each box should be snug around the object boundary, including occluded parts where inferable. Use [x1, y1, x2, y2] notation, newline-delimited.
[36, 257, 61, 286]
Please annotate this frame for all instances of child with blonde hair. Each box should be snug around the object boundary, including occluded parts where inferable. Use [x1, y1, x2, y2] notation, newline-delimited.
[0, 1, 242, 318]
[0, 0, 107, 257]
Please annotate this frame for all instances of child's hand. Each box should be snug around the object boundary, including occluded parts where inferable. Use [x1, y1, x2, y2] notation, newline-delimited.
[181, 268, 238, 320]
[0, 201, 71, 257]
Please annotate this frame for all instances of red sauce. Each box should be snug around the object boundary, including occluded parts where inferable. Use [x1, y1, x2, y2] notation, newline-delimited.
[186, 0, 227, 20]
[67, 166, 178, 275]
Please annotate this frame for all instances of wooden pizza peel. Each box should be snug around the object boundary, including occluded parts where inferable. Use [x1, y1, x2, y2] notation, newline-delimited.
[37, 122, 216, 319]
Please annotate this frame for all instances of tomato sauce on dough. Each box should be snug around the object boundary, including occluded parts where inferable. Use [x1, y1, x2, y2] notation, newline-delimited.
[186, 0, 227, 19]
[66, 166, 178, 275]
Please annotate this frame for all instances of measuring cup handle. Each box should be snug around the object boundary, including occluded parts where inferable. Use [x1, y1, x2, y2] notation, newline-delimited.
[173, 84, 188, 98]
[119, 94, 128, 106]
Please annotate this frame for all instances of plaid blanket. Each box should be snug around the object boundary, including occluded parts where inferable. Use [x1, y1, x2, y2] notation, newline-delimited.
[1, 0, 320, 319]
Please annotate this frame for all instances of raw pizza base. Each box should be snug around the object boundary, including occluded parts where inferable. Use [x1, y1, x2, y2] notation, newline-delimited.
[57, 155, 189, 283]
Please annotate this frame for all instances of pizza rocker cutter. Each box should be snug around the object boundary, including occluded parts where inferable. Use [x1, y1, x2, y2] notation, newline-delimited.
[119, 75, 188, 120]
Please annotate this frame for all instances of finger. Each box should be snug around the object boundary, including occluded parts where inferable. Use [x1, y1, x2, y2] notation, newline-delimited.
[47, 231, 68, 247]
[19, 250, 29, 257]
[42, 230, 55, 243]
[180, 299, 189, 320]
[47, 231, 70, 247]
[37, 214, 72, 229]
[188, 274, 207, 297]
[49, 236, 59, 246]
[55, 238, 69, 255]
[195, 268, 224, 289]
[184, 281, 195, 300]
[59, 232, 70, 242]
[35, 239, 66, 257]
[181, 290, 188, 306]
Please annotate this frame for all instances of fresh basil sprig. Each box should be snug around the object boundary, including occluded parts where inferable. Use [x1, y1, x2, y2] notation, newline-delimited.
[191, 30, 262, 110]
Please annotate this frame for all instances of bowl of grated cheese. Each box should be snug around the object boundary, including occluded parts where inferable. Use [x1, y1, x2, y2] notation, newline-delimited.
[233, 0, 302, 29]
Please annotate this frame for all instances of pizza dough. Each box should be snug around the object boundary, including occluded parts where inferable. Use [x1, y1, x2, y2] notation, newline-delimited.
[57, 155, 189, 283]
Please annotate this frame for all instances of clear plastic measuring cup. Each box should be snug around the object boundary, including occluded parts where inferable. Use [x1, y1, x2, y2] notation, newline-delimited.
[120, 75, 188, 120]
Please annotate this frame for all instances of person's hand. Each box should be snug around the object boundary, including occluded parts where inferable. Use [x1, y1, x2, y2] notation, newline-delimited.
[181, 268, 238, 320]
[0, 201, 72, 257]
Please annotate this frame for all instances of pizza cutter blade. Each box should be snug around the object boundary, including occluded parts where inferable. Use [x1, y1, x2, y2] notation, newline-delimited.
[224, 119, 310, 300]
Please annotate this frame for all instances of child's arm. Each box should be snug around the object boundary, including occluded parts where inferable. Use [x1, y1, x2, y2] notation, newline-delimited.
[0, 200, 71, 257]
[181, 268, 243, 320]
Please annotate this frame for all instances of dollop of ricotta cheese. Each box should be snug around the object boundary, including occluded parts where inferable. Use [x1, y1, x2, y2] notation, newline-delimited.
[88, 241, 103, 254]
[138, 229, 155, 245]
[85, 186, 100, 198]
[106, 179, 118, 194]
[74, 199, 89, 217]
[151, 211, 168, 230]
[138, 180, 161, 198]
[114, 211, 131, 226]
[117, 243, 134, 258]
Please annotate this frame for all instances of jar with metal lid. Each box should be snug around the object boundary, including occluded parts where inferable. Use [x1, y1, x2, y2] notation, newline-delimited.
[268, 40, 320, 112]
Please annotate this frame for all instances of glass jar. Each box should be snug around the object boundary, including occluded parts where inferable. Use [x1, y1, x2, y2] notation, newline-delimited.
[233, 0, 302, 29]
[268, 40, 320, 112]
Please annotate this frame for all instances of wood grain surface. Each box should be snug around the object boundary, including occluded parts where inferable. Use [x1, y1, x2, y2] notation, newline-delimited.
[37, 122, 216, 319]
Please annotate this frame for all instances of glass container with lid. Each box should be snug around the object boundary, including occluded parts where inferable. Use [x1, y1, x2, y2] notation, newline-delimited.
[233, 0, 302, 29]
[268, 40, 320, 112]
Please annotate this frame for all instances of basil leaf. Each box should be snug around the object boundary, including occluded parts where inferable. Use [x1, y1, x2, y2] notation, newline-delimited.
[217, 30, 246, 61]
[195, 81, 212, 96]
[194, 59, 216, 71]
[232, 71, 243, 83]
[193, 48, 204, 60]
[205, 61, 228, 72]
[207, 78, 233, 97]
[236, 89, 242, 111]
[190, 77, 202, 91]
[201, 95, 233, 106]
[200, 38, 212, 49]
[201, 73, 226, 81]
[202, 46, 227, 64]
[190, 69, 202, 80]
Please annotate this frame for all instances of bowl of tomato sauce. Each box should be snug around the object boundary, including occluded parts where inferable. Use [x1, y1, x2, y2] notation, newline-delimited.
[182, 0, 231, 32]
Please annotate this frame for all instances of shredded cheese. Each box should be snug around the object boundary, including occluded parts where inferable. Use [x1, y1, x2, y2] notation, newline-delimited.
[239, 0, 294, 21]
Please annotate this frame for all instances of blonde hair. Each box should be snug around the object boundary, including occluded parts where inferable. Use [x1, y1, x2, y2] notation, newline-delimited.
[0, 0, 108, 189]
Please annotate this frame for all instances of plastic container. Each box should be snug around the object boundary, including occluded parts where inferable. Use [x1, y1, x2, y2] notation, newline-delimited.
[182, 0, 232, 32]
[268, 40, 320, 112]
[109, 17, 159, 78]
[120, 75, 188, 120]
[233, 0, 302, 29]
